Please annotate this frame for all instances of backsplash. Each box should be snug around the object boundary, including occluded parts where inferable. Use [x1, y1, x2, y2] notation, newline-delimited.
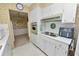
[42, 21, 62, 34]
[41, 21, 75, 35]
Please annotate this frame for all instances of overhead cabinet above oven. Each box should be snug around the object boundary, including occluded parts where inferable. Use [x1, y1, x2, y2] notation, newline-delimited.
[41, 4, 77, 23]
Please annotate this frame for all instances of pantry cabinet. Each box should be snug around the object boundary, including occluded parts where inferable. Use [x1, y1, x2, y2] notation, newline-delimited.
[29, 8, 41, 22]
[62, 4, 77, 23]
[39, 34, 69, 56]
[38, 35, 55, 56]
[29, 9, 36, 22]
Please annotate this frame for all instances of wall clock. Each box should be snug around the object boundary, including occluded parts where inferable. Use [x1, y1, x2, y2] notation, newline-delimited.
[50, 23, 56, 29]
[16, 3, 24, 10]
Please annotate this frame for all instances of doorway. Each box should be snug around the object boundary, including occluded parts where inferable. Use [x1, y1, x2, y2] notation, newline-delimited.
[9, 10, 29, 48]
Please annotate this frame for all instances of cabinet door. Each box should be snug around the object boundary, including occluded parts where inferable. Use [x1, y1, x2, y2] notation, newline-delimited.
[55, 41, 68, 56]
[38, 35, 45, 51]
[62, 4, 77, 23]
[45, 39, 56, 56]
[48, 4, 64, 16]
[29, 8, 41, 22]
[31, 33, 38, 45]
[29, 9, 36, 22]
[40, 35, 56, 56]
[55, 47, 68, 56]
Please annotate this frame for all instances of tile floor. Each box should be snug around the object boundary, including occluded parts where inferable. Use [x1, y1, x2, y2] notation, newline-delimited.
[14, 34, 29, 48]
[12, 34, 46, 56]
[12, 42, 46, 56]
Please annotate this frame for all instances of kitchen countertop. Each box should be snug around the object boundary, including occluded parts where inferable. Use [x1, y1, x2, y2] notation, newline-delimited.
[40, 33, 72, 45]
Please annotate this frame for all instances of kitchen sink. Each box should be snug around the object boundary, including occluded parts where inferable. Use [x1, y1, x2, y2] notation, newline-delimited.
[50, 33, 58, 37]
[43, 32, 58, 37]
[44, 32, 49, 35]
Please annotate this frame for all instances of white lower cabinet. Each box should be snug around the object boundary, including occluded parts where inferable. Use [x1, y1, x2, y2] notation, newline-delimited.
[55, 46, 68, 56]
[38, 34, 69, 56]
[31, 33, 38, 46]
[45, 39, 56, 56]
[38, 38, 44, 50]
[55, 41, 68, 56]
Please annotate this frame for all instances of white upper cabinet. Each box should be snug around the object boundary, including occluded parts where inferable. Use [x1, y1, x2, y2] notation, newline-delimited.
[62, 4, 77, 23]
[42, 4, 64, 19]
[28, 8, 42, 22]
[49, 4, 64, 15]
[28, 9, 37, 22]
